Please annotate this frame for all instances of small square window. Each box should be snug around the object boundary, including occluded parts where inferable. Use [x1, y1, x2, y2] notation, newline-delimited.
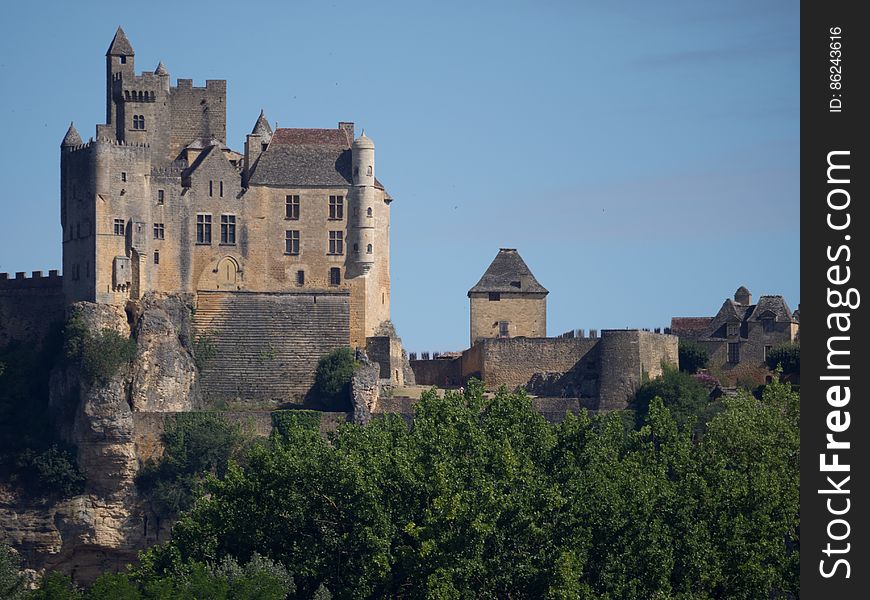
[157, 190, 164, 205]
[121, 172, 127, 182]
[113, 219, 125, 236]
[329, 267, 341, 286]
[489, 292, 501, 301]
[499, 321, 510, 337]
[296, 270, 305, 286]
[153, 223, 165, 240]
[119, 55, 127, 64]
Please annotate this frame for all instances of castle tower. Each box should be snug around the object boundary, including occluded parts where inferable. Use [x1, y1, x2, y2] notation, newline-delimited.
[351, 132, 376, 273]
[244, 110, 272, 184]
[105, 27, 135, 132]
[468, 248, 548, 345]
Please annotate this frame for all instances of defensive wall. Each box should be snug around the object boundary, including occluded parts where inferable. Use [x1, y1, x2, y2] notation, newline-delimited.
[410, 329, 678, 410]
[191, 290, 350, 405]
[0, 271, 66, 349]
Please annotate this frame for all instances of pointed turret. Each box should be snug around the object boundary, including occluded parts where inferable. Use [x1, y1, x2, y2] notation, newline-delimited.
[61, 122, 83, 148]
[154, 60, 169, 75]
[252, 110, 273, 136]
[106, 26, 134, 57]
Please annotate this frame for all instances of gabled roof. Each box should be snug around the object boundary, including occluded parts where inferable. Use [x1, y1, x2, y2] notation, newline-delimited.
[61, 122, 82, 147]
[106, 27, 134, 56]
[182, 142, 237, 185]
[749, 295, 792, 322]
[468, 248, 548, 295]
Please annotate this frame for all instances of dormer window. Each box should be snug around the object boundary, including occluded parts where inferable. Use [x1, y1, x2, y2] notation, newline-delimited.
[510, 280, 521, 288]
[726, 323, 739, 337]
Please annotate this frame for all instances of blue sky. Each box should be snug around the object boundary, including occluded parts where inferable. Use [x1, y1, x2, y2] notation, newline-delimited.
[0, 0, 799, 352]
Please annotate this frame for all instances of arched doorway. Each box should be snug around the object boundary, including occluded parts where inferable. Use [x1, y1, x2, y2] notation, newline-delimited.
[215, 256, 240, 289]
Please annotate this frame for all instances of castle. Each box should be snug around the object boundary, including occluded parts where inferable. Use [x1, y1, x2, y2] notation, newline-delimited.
[61, 28, 390, 349]
[47, 28, 398, 403]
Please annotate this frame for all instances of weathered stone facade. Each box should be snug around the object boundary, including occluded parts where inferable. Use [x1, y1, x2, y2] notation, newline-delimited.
[671, 286, 799, 385]
[61, 28, 393, 350]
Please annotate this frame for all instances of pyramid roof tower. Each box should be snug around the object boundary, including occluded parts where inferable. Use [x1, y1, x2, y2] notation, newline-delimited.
[106, 27, 134, 56]
[468, 248, 548, 295]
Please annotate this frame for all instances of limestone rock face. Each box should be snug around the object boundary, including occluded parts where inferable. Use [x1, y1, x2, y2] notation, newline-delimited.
[1, 294, 197, 582]
[129, 294, 200, 413]
[351, 362, 380, 424]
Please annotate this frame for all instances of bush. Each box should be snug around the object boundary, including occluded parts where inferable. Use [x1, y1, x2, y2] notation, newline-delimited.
[631, 365, 711, 431]
[136, 413, 250, 517]
[310, 347, 358, 410]
[65, 314, 137, 383]
[765, 342, 799, 374]
[193, 333, 218, 370]
[678, 339, 709, 374]
[0, 542, 28, 600]
[271, 410, 323, 440]
[15, 445, 85, 498]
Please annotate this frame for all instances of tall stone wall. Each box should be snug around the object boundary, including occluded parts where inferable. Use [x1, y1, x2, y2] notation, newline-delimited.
[410, 357, 463, 387]
[169, 80, 227, 159]
[597, 330, 678, 410]
[0, 271, 66, 349]
[192, 290, 350, 405]
[465, 337, 599, 390]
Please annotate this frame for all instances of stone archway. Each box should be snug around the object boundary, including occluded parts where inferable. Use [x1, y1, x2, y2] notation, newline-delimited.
[215, 256, 240, 290]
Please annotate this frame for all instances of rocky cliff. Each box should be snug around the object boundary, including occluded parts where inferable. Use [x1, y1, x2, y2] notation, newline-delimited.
[0, 294, 199, 582]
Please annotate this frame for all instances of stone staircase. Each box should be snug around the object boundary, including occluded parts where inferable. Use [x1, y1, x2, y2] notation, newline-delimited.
[192, 291, 350, 404]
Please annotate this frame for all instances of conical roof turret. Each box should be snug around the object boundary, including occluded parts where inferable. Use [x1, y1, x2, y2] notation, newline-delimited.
[353, 130, 374, 149]
[61, 122, 83, 147]
[106, 26, 134, 56]
[251, 110, 272, 136]
[154, 60, 169, 75]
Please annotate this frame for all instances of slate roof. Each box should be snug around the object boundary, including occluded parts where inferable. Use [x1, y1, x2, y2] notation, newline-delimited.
[154, 61, 168, 75]
[749, 295, 792, 322]
[106, 27, 134, 56]
[61, 122, 82, 147]
[248, 127, 385, 189]
[252, 110, 272, 136]
[669, 317, 712, 339]
[468, 248, 548, 295]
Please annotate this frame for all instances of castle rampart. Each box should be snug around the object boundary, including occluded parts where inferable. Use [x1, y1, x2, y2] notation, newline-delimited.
[0, 271, 66, 349]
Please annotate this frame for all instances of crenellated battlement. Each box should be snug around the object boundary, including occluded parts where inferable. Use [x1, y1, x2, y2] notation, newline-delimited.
[0, 270, 63, 289]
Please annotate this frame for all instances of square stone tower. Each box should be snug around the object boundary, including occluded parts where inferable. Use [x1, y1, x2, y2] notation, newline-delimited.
[468, 248, 548, 345]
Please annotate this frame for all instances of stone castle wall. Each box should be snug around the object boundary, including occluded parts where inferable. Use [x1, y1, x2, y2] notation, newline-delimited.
[0, 271, 66, 349]
[192, 290, 350, 405]
[469, 294, 546, 345]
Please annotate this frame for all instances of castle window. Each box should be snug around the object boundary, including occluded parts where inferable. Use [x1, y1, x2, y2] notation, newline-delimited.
[285, 195, 299, 220]
[510, 280, 521, 288]
[329, 267, 341, 286]
[728, 342, 740, 364]
[489, 292, 501, 301]
[353, 243, 359, 253]
[764, 345, 773, 362]
[119, 55, 126, 64]
[296, 270, 305, 286]
[285, 230, 300, 255]
[113, 219, 125, 236]
[261, 142, 268, 151]
[153, 223, 165, 240]
[329, 195, 344, 220]
[366, 207, 373, 218]
[762, 318, 774, 333]
[132, 115, 144, 130]
[499, 321, 510, 338]
[367, 165, 372, 177]
[209, 180, 213, 197]
[726, 323, 739, 337]
[220, 214, 236, 245]
[328, 231, 344, 255]
[154, 251, 159, 265]
[366, 243, 373, 254]
[219, 181, 224, 198]
[157, 190, 164, 205]
[121, 172, 127, 182]
[196, 214, 212, 244]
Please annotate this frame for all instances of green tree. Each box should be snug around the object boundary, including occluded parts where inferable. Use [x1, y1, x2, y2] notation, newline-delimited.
[765, 342, 800, 375]
[678, 339, 709, 374]
[631, 366, 711, 432]
[310, 347, 358, 410]
[0, 542, 28, 600]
